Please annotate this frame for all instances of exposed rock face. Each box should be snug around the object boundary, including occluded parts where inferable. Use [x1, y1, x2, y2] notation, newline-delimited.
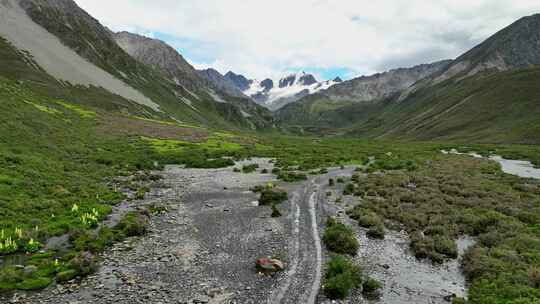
[2, 0, 160, 110]
[278, 74, 296, 88]
[434, 14, 540, 82]
[197, 68, 247, 98]
[234, 72, 340, 110]
[224, 71, 252, 91]
[297, 74, 317, 86]
[113, 31, 202, 90]
[260, 79, 274, 92]
[320, 60, 452, 102]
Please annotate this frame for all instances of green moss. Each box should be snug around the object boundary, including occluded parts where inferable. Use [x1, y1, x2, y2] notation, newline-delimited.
[15, 277, 52, 290]
[23, 100, 61, 115]
[56, 269, 78, 283]
[56, 101, 96, 118]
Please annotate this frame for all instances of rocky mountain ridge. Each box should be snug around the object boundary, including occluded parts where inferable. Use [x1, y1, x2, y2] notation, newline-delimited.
[225, 71, 342, 111]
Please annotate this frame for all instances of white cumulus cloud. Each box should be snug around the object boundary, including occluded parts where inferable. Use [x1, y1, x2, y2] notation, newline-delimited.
[74, 0, 540, 79]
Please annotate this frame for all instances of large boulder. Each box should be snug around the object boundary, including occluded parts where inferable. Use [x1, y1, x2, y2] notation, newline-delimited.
[255, 258, 284, 273]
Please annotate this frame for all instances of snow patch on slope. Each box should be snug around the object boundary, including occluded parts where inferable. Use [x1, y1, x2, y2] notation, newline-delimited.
[245, 72, 340, 110]
[0, 0, 160, 111]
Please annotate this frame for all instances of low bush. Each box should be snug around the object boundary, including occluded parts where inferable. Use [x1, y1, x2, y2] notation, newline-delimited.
[15, 277, 52, 290]
[323, 255, 363, 299]
[409, 232, 457, 263]
[351, 210, 382, 229]
[278, 171, 307, 182]
[242, 164, 259, 173]
[68, 251, 97, 277]
[56, 269, 78, 283]
[271, 204, 282, 217]
[259, 189, 288, 206]
[366, 225, 385, 239]
[362, 277, 383, 299]
[114, 211, 149, 237]
[323, 222, 359, 256]
[343, 183, 355, 195]
[452, 297, 466, 304]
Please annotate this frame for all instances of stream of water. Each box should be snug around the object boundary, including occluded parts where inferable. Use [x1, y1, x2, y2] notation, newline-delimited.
[442, 149, 540, 179]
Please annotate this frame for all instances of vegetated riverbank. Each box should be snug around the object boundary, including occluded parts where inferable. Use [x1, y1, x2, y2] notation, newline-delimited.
[1, 79, 540, 302]
[338, 153, 540, 303]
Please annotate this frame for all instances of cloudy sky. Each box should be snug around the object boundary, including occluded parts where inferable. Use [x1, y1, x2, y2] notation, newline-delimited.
[74, 0, 540, 80]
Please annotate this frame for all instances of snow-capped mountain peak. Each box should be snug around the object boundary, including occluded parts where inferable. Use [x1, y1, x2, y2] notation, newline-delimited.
[226, 71, 340, 111]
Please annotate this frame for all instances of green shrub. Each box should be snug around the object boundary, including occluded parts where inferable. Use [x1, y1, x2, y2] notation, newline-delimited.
[343, 183, 355, 195]
[452, 297, 466, 304]
[323, 255, 362, 299]
[329, 178, 335, 186]
[242, 164, 259, 173]
[410, 232, 457, 263]
[433, 236, 458, 259]
[366, 225, 385, 239]
[362, 277, 383, 298]
[68, 252, 97, 276]
[323, 223, 359, 256]
[114, 211, 149, 237]
[271, 204, 282, 217]
[24, 238, 42, 253]
[278, 171, 307, 182]
[15, 277, 51, 290]
[135, 186, 149, 200]
[352, 211, 382, 228]
[56, 269, 78, 283]
[259, 189, 288, 206]
[0, 267, 23, 284]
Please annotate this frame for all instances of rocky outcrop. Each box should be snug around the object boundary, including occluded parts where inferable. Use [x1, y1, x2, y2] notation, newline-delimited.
[433, 13, 540, 82]
[225, 71, 252, 91]
[114, 31, 202, 90]
[320, 60, 452, 103]
[197, 68, 248, 98]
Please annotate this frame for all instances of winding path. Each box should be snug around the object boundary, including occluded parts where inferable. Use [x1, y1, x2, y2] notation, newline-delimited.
[270, 168, 353, 304]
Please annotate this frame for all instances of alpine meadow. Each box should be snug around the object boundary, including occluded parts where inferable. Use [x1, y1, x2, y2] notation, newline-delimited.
[0, 1, 539, 304]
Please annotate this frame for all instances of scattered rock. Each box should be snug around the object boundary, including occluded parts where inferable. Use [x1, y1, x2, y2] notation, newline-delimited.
[255, 258, 284, 273]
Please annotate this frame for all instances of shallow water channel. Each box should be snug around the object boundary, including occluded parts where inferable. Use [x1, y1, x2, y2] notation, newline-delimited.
[442, 149, 540, 179]
[354, 227, 475, 304]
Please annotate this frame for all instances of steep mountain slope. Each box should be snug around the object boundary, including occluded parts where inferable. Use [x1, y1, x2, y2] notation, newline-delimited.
[276, 61, 450, 128]
[112, 32, 270, 128]
[277, 14, 540, 143]
[4, 0, 271, 130]
[197, 68, 247, 99]
[357, 66, 540, 143]
[320, 60, 451, 102]
[0, 0, 159, 111]
[433, 13, 540, 83]
[224, 71, 252, 91]
[113, 31, 202, 91]
[226, 71, 341, 111]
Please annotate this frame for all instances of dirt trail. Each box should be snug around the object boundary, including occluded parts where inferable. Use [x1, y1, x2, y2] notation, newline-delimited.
[13, 161, 472, 304]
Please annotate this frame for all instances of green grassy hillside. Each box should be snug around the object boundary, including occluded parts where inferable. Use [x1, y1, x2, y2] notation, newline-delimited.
[277, 67, 540, 144]
[14, 1, 272, 130]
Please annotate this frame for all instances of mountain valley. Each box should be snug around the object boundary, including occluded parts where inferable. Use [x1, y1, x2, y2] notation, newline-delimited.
[1, 1, 540, 304]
